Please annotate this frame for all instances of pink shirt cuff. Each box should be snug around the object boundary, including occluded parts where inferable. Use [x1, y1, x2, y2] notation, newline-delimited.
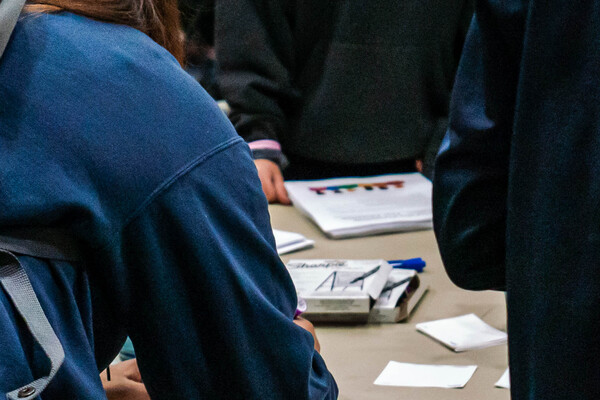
[248, 140, 281, 151]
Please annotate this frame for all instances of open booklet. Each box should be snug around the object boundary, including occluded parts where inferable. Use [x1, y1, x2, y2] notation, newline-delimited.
[284, 173, 432, 239]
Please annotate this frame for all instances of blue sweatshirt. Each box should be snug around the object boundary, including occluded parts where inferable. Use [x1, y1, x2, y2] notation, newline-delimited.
[0, 12, 337, 399]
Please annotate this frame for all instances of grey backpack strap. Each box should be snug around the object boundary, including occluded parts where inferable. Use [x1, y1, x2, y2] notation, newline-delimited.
[0, 0, 26, 58]
[0, 251, 65, 400]
[0, 2, 75, 396]
[0, 228, 82, 262]
[0, 230, 81, 400]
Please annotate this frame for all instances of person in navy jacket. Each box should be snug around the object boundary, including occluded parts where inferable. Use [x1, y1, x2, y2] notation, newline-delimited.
[433, 1, 600, 399]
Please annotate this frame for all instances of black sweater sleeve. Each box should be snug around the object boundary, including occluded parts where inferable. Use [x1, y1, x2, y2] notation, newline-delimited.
[423, 0, 475, 179]
[215, 0, 300, 148]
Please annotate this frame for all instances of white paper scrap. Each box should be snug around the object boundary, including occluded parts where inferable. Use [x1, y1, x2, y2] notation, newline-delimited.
[273, 229, 314, 255]
[495, 368, 510, 389]
[416, 313, 507, 352]
[374, 361, 477, 388]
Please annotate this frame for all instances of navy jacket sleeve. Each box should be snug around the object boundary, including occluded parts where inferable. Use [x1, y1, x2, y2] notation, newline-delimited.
[215, 0, 299, 164]
[432, 1, 527, 291]
[115, 138, 337, 399]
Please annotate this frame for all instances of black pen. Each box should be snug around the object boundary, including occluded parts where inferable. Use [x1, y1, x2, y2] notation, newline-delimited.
[381, 277, 412, 293]
[348, 265, 381, 284]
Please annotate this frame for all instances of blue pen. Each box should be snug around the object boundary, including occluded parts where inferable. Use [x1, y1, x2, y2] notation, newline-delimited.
[387, 258, 426, 272]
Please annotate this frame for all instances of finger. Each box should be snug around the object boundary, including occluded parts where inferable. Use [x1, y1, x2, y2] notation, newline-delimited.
[293, 318, 320, 352]
[415, 159, 423, 173]
[124, 359, 143, 382]
[261, 176, 276, 202]
[311, 334, 321, 353]
[293, 317, 313, 331]
[272, 169, 291, 205]
[127, 381, 151, 400]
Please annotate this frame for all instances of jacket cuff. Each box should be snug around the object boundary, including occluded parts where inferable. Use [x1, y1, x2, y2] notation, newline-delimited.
[248, 141, 289, 169]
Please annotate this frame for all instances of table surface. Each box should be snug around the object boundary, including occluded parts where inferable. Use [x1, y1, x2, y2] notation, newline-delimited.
[269, 204, 510, 400]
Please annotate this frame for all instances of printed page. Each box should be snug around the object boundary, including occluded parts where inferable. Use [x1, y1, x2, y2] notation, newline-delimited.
[285, 173, 432, 237]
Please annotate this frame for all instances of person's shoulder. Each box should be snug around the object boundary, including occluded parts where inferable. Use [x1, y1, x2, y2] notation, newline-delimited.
[17, 12, 180, 81]
[7, 11, 243, 199]
[12, 11, 230, 138]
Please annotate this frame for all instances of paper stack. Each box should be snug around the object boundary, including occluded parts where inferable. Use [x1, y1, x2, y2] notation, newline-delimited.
[368, 269, 428, 323]
[284, 173, 433, 239]
[416, 314, 507, 352]
[272, 229, 314, 255]
[286, 259, 393, 322]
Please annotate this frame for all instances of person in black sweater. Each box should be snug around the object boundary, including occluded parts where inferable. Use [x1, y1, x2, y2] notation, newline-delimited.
[179, 0, 220, 99]
[216, 0, 473, 203]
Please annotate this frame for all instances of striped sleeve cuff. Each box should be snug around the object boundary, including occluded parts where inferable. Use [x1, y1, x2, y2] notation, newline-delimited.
[248, 140, 282, 151]
[248, 140, 289, 169]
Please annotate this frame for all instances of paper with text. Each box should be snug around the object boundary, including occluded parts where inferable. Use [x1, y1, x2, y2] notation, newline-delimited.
[285, 173, 432, 238]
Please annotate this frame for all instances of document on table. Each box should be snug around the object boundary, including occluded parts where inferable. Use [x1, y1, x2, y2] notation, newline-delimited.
[416, 313, 507, 352]
[272, 229, 314, 255]
[284, 173, 432, 238]
[495, 368, 510, 389]
[374, 361, 477, 388]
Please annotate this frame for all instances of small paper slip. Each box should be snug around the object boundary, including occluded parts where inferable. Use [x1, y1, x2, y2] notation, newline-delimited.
[374, 361, 477, 388]
[272, 229, 314, 255]
[495, 368, 510, 389]
[416, 313, 507, 352]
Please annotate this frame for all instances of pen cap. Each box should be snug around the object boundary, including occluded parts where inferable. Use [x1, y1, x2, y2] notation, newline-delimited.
[295, 297, 307, 318]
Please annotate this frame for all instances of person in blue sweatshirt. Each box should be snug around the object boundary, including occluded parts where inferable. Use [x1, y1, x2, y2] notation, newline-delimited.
[0, 1, 337, 399]
[433, 1, 600, 399]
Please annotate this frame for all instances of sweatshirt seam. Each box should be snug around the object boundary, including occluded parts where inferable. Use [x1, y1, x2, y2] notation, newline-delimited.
[97, 136, 243, 252]
[124, 136, 243, 227]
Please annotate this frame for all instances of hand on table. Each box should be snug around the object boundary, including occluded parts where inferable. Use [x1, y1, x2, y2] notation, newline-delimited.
[254, 159, 291, 204]
[415, 159, 424, 173]
[100, 359, 150, 400]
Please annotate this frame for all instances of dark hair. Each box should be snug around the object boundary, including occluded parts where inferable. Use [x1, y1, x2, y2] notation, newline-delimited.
[25, 0, 184, 64]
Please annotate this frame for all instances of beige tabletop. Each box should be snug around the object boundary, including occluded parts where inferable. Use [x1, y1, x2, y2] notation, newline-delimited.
[269, 204, 510, 400]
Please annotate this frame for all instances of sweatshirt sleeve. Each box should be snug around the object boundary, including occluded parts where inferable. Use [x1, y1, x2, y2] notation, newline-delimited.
[215, 0, 300, 166]
[115, 138, 337, 399]
[432, 1, 527, 291]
